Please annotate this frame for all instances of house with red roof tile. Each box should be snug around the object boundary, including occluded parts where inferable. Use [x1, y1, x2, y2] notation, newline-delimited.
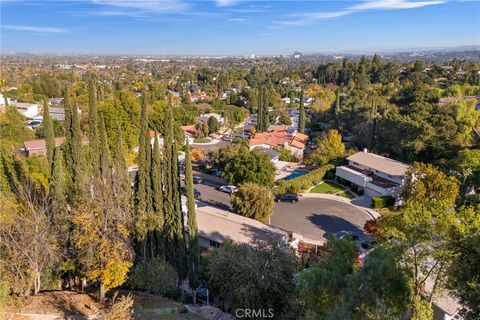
[249, 125, 308, 160]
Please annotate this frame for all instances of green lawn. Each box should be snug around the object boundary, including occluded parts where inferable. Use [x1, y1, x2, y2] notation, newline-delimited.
[310, 181, 346, 194]
[193, 137, 212, 143]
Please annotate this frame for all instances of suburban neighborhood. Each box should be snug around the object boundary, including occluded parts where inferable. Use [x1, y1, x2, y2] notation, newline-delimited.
[1, 1, 479, 320]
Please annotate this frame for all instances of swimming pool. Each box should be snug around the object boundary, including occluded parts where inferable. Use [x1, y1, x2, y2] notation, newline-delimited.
[283, 169, 309, 181]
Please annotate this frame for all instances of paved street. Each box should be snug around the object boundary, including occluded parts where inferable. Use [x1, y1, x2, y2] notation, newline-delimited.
[192, 172, 372, 242]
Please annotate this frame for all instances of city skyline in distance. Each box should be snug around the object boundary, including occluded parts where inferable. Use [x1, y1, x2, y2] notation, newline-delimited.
[1, 0, 479, 55]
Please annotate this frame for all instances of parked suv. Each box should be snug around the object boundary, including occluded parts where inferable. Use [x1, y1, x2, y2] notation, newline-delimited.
[276, 194, 300, 203]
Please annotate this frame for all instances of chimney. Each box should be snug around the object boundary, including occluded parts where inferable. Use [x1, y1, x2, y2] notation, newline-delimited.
[363, 148, 368, 153]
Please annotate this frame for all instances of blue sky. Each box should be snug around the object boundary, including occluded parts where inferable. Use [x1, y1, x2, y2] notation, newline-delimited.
[1, 0, 479, 55]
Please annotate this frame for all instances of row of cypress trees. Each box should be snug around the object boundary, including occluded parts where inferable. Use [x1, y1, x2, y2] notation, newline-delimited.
[134, 93, 200, 300]
[42, 80, 200, 301]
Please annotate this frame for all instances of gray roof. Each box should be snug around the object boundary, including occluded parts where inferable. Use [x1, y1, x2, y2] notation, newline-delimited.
[347, 151, 409, 176]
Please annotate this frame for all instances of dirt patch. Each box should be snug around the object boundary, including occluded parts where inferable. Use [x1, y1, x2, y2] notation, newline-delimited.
[3, 291, 99, 317]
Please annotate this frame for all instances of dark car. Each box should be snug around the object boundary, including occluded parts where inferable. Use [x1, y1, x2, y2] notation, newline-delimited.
[361, 238, 377, 250]
[334, 231, 359, 241]
[276, 193, 300, 203]
[192, 175, 203, 184]
[181, 187, 201, 199]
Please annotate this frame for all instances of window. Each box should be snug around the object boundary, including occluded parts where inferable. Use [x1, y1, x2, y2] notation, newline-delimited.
[209, 240, 220, 248]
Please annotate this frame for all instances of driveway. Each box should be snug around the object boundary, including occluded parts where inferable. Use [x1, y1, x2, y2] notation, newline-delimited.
[193, 173, 373, 243]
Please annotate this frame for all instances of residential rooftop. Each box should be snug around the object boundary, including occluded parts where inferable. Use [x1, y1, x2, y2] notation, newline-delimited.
[347, 151, 409, 176]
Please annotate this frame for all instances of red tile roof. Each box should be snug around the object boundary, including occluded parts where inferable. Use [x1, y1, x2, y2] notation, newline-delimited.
[181, 125, 196, 136]
[249, 127, 307, 150]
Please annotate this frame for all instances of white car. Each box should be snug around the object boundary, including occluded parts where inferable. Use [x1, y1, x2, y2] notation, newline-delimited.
[219, 185, 238, 194]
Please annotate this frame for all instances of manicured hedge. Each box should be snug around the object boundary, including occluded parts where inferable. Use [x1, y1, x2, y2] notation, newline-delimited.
[371, 195, 395, 208]
[274, 164, 334, 196]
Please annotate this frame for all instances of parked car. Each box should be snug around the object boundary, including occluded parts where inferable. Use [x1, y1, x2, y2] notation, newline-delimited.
[276, 193, 300, 203]
[361, 238, 377, 250]
[221, 135, 232, 141]
[333, 231, 359, 241]
[219, 185, 238, 194]
[192, 175, 203, 184]
[180, 186, 201, 199]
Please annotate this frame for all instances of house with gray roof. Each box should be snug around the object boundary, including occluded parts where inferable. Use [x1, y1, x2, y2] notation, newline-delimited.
[335, 149, 409, 199]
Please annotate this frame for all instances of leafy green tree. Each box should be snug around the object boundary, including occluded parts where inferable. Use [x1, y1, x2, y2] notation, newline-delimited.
[298, 240, 410, 320]
[42, 100, 55, 168]
[231, 183, 274, 223]
[127, 257, 178, 296]
[207, 241, 296, 318]
[207, 116, 220, 134]
[194, 121, 209, 138]
[448, 221, 480, 320]
[299, 87, 305, 133]
[402, 162, 459, 208]
[307, 129, 345, 165]
[0, 106, 34, 153]
[380, 201, 458, 318]
[451, 148, 480, 194]
[222, 150, 275, 187]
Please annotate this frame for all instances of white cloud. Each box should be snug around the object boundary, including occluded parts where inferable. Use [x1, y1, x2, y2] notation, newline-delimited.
[91, 0, 188, 13]
[350, 0, 446, 10]
[227, 18, 247, 22]
[216, 0, 238, 7]
[2, 24, 67, 33]
[278, 0, 447, 26]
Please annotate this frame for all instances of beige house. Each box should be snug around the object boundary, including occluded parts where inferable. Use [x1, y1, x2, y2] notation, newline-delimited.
[335, 150, 409, 199]
[22, 137, 65, 156]
[194, 205, 300, 249]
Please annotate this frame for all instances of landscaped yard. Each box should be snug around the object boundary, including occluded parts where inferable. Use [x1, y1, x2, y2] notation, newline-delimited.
[310, 181, 355, 199]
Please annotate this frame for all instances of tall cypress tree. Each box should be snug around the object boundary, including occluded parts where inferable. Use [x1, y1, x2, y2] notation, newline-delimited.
[71, 100, 86, 197]
[262, 86, 270, 131]
[98, 116, 111, 182]
[88, 79, 99, 172]
[112, 122, 130, 201]
[50, 147, 66, 219]
[335, 87, 341, 115]
[151, 134, 165, 258]
[162, 106, 174, 240]
[63, 88, 72, 148]
[43, 99, 55, 169]
[185, 142, 199, 302]
[163, 106, 186, 280]
[256, 86, 264, 132]
[134, 93, 154, 260]
[299, 87, 305, 134]
[151, 135, 164, 223]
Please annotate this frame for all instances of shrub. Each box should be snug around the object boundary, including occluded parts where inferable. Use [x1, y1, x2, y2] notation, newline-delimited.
[127, 258, 178, 297]
[274, 164, 334, 196]
[102, 294, 134, 320]
[325, 171, 335, 180]
[371, 196, 395, 208]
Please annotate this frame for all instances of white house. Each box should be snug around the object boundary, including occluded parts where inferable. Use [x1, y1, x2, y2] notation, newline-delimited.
[14, 102, 39, 119]
[196, 113, 225, 125]
[335, 150, 409, 199]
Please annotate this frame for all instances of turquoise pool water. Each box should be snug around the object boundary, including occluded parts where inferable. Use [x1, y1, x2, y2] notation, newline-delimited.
[283, 169, 309, 181]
